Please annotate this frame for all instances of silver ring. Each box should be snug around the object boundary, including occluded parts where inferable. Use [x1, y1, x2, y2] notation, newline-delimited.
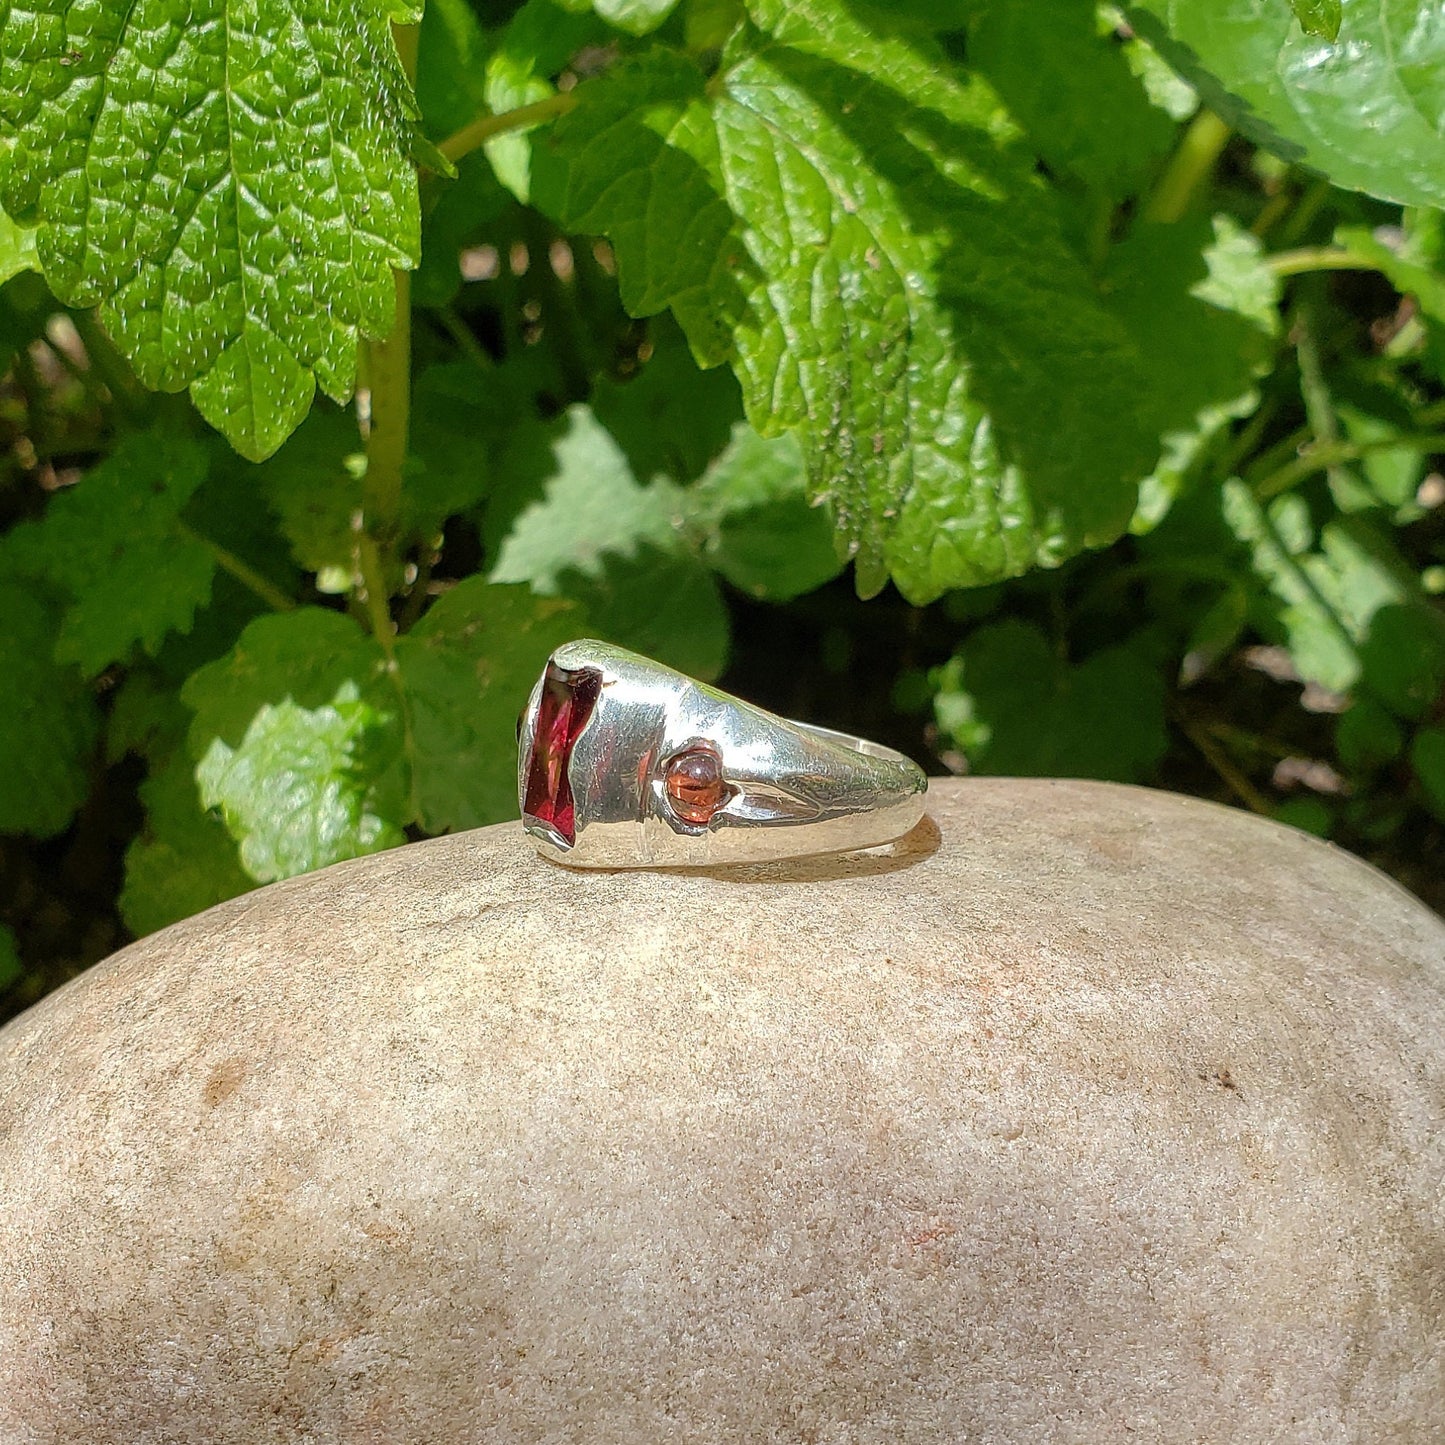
[517, 640, 928, 868]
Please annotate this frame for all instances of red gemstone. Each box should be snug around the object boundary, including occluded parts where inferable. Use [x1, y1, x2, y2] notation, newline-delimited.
[523, 663, 602, 845]
[664, 747, 729, 825]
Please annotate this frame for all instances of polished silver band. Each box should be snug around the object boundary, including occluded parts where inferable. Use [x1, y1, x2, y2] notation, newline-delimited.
[517, 640, 928, 868]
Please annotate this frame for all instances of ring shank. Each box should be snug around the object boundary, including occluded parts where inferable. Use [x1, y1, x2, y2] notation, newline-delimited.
[792, 719, 921, 770]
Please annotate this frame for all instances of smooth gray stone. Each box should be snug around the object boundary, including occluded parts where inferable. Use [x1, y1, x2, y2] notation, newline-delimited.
[0, 778, 1441, 1443]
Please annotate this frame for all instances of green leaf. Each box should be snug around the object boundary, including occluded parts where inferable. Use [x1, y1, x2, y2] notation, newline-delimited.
[1289, 0, 1342, 40]
[1335, 400, 1428, 516]
[1181, 584, 1248, 681]
[1335, 698, 1404, 773]
[181, 608, 390, 761]
[932, 620, 1169, 782]
[255, 408, 365, 583]
[120, 747, 254, 935]
[487, 404, 729, 675]
[197, 682, 405, 883]
[1105, 214, 1281, 528]
[413, 152, 513, 309]
[188, 323, 318, 464]
[182, 594, 576, 844]
[532, 22, 1161, 601]
[0, 579, 99, 836]
[591, 316, 744, 484]
[1357, 603, 1445, 719]
[1221, 480, 1445, 701]
[1412, 725, 1445, 820]
[1335, 213, 1445, 333]
[488, 404, 687, 586]
[405, 363, 511, 539]
[0, 923, 21, 991]
[1273, 795, 1333, 836]
[1128, 0, 1445, 208]
[4, 432, 215, 675]
[966, 0, 1176, 199]
[416, 0, 493, 137]
[0, 202, 37, 285]
[394, 579, 581, 832]
[589, 0, 682, 35]
[483, 0, 608, 202]
[0, 0, 421, 458]
[106, 670, 188, 764]
[690, 422, 842, 600]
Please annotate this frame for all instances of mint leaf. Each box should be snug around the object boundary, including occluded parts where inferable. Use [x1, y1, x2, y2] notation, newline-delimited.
[1358, 604, 1445, 720]
[197, 682, 405, 883]
[488, 405, 689, 588]
[1273, 796, 1333, 837]
[932, 620, 1169, 782]
[120, 747, 253, 935]
[416, 0, 492, 138]
[591, 317, 744, 485]
[967, 0, 1175, 199]
[181, 607, 390, 759]
[691, 423, 842, 601]
[0, 580, 99, 836]
[1129, 0, 1445, 208]
[405, 363, 510, 539]
[182, 594, 576, 843]
[182, 605, 410, 855]
[1222, 481, 1445, 699]
[533, 27, 1159, 601]
[1336, 402, 1428, 517]
[566, 548, 731, 679]
[106, 670, 188, 764]
[4, 432, 215, 675]
[1336, 698, 1404, 774]
[0, 0, 421, 459]
[0, 202, 36, 285]
[588, 0, 682, 35]
[255, 408, 365, 584]
[394, 579, 581, 832]
[1412, 726, 1445, 821]
[483, 0, 607, 202]
[1105, 215, 1281, 528]
[487, 405, 729, 675]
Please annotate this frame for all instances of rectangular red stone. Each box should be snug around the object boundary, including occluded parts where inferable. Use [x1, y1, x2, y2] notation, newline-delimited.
[522, 663, 602, 846]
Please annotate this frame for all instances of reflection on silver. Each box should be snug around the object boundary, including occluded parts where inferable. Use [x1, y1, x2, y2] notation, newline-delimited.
[517, 639, 928, 868]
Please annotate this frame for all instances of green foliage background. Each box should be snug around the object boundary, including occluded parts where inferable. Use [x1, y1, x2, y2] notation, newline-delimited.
[3, 0, 1445, 1020]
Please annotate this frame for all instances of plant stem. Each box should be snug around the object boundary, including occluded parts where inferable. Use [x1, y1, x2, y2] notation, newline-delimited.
[1254, 432, 1445, 500]
[1174, 708, 1274, 816]
[1142, 110, 1230, 225]
[178, 523, 296, 612]
[438, 92, 579, 167]
[436, 306, 492, 369]
[1293, 299, 1339, 449]
[356, 533, 398, 654]
[1275, 177, 1330, 248]
[12, 346, 49, 457]
[1212, 396, 1280, 483]
[69, 310, 149, 419]
[397, 548, 436, 633]
[346, 20, 420, 651]
[361, 267, 411, 561]
[1268, 246, 1380, 277]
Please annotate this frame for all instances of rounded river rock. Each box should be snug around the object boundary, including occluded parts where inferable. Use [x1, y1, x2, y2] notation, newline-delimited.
[0, 778, 1442, 1442]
